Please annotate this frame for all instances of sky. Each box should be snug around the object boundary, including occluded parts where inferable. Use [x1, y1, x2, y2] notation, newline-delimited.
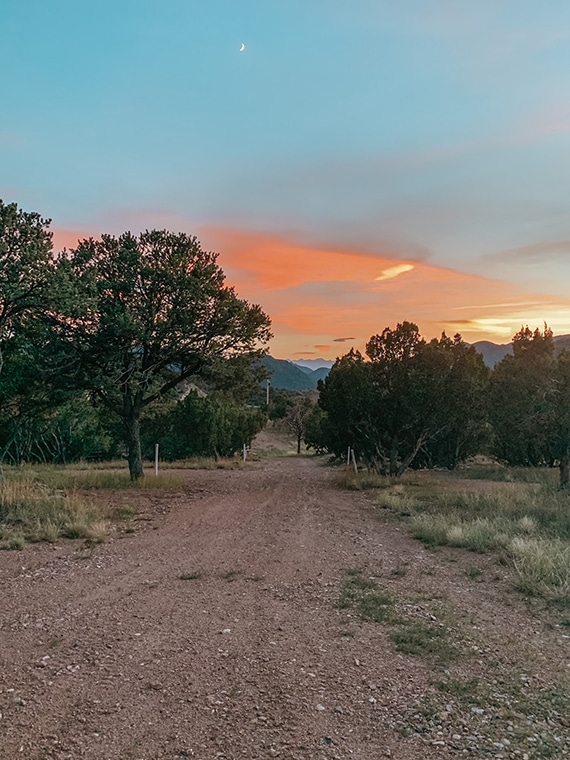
[2, 0, 570, 359]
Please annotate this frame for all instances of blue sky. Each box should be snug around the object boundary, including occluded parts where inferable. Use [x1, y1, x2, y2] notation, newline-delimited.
[3, 1, 570, 357]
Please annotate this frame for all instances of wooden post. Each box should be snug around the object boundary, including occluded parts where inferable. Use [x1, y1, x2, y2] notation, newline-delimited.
[351, 448, 358, 474]
[347, 446, 351, 466]
[154, 443, 159, 476]
[243, 443, 247, 462]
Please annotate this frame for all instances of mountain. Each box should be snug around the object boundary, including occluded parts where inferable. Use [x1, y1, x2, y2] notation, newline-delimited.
[472, 334, 570, 367]
[471, 340, 513, 368]
[260, 356, 330, 390]
[292, 358, 334, 371]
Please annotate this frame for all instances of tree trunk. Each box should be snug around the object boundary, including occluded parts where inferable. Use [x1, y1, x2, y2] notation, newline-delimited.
[560, 449, 570, 490]
[297, 432, 302, 455]
[389, 438, 398, 477]
[125, 411, 144, 480]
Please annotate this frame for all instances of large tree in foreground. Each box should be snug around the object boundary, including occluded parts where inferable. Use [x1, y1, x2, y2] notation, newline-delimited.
[50, 230, 272, 479]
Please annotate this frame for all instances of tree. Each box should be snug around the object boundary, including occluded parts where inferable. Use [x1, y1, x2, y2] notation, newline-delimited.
[49, 230, 271, 479]
[490, 325, 570, 489]
[0, 200, 54, 376]
[489, 326, 555, 467]
[284, 396, 314, 454]
[317, 324, 489, 475]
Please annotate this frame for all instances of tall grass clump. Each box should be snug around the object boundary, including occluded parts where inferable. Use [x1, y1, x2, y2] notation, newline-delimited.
[508, 537, 570, 603]
[392, 479, 570, 604]
[0, 476, 108, 549]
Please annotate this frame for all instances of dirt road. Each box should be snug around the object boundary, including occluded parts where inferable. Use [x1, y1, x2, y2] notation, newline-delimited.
[1, 456, 568, 759]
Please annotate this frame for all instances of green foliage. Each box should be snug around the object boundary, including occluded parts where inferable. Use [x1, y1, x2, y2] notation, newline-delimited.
[0, 200, 54, 363]
[489, 325, 570, 488]
[141, 391, 266, 460]
[317, 325, 489, 475]
[490, 326, 555, 466]
[47, 230, 271, 479]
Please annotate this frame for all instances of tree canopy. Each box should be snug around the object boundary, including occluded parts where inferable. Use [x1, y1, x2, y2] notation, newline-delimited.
[316, 324, 489, 475]
[0, 200, 54, 375]
[48, 230, 271, 478]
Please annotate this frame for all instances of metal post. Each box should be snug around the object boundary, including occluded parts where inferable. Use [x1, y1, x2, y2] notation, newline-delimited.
[243, 443, 247, 462]
[155, 443, 159, 476]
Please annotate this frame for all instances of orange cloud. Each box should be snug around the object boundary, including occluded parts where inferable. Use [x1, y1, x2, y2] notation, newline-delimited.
[201, 227, 570, 358]
[201, 227, 416, 291]
[48, 222, 570, 360]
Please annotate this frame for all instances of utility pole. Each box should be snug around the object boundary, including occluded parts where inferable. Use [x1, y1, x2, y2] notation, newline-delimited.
[266, 378, 271, 407]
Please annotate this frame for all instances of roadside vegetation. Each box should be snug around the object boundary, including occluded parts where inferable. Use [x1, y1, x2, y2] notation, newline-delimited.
[0, 473, 108, 549]
[0, 455, 243, 549]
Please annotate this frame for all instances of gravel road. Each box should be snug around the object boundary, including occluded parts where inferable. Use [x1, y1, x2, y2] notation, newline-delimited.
[1, 456, 568, 759]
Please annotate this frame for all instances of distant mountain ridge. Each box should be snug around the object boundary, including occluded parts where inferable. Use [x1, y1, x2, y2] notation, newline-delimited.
[260, 356, 329, 391]
[261, 335, 570, 390]
[472, 334, 570, 367]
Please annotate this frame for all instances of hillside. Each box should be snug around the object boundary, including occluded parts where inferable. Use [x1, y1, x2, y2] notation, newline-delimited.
[260, 356, 329, 390]
[473, 333, 570, 367]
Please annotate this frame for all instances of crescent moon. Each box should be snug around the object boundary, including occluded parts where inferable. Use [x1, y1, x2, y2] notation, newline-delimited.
[240, 43, 245, 52]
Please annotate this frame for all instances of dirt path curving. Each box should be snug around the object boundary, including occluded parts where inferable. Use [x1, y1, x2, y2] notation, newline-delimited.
[0, 456, 568, 759]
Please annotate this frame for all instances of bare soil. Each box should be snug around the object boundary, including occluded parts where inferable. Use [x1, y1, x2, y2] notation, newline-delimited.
[1, 450, 569, 760]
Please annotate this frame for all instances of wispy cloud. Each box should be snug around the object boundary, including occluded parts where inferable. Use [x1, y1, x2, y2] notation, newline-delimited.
[481, 240, 570, 266]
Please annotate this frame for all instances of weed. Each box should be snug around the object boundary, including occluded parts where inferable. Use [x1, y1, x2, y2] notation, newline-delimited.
[179, 571, 202, 581]
[390, 620, 458, 663]
[465, 565, 482, 580]
[222, 569, 242, 582]
[338, 569, 394, 622]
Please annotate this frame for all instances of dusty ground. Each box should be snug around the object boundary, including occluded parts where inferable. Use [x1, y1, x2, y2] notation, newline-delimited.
[1, 448, 569, 760]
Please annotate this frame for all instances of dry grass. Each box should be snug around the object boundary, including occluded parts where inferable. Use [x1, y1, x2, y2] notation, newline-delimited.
[0, 476, 110, 549]
[378, 474, 570, 605]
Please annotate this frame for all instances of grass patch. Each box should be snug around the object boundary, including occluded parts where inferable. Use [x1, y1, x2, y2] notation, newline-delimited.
[338, 569, 394, 622]
[383, 478, 570, 605]
[390, 620, 458, 663]
[334, 468, 391, 491]
[22, 469, 183, 490]
[508, 537, 570, 603]
[179, 571, 202, 581]
[465, 565, 483, 580]
[338, 570, 459, 663]
[0, 476, 109, 549]
[460, 463, 558, 486]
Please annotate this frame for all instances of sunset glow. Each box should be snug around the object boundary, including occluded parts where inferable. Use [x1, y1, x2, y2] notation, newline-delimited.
[4, 3, 570, 359]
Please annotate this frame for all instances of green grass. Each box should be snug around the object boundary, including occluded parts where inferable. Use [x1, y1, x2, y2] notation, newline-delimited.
[389, 620, 458, 663]
[338, 569, 394, 622]
[338, 570, 460, 663]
